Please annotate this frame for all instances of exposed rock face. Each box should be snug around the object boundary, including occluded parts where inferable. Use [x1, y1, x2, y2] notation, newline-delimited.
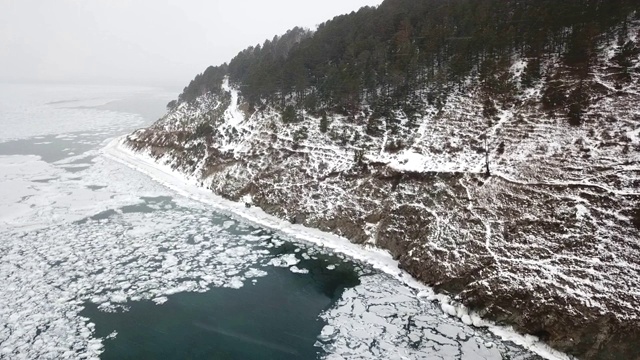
[126, 23, 640, 359]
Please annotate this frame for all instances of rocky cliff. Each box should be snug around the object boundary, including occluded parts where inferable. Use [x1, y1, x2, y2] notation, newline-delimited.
[125, 15, 640, 360]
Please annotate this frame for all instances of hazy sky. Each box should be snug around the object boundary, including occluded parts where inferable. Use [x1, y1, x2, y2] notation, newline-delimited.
[0, 0, 383, 88]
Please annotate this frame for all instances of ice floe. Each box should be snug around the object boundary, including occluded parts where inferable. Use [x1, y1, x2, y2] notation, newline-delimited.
[319, 274, 537, 359]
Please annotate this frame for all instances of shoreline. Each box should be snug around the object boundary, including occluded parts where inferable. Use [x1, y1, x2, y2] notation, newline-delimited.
[102, 135, 572, 360]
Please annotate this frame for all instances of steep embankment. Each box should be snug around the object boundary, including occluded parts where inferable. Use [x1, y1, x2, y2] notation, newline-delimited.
[126, 14, 640, 360]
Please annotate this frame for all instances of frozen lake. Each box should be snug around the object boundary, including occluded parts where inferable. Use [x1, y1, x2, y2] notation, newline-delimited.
[0, 83, 543, 359]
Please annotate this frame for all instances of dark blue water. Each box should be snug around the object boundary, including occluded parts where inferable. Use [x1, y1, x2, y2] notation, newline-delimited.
[81, 239, 360, 360]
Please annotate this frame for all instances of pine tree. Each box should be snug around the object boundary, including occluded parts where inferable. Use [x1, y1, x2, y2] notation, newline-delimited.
[320, 114, 329, 133]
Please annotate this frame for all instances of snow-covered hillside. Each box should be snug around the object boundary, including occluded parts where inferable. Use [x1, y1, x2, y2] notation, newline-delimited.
[125, 21, 640, 359]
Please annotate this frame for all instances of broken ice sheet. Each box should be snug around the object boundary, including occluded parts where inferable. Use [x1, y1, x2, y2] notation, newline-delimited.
[319, 274, 540, 360]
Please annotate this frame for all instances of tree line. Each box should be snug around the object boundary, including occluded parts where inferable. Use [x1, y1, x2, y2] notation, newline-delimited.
[177, 0, 639, 117]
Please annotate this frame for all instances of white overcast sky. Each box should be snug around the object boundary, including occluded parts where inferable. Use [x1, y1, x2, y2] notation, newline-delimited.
[0, 0, 383, 88]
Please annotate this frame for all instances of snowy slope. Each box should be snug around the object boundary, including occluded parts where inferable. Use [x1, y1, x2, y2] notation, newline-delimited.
[124, 20, 640, 359]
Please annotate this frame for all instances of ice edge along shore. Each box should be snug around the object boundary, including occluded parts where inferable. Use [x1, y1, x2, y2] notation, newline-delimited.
[102, 135, 572, 360]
